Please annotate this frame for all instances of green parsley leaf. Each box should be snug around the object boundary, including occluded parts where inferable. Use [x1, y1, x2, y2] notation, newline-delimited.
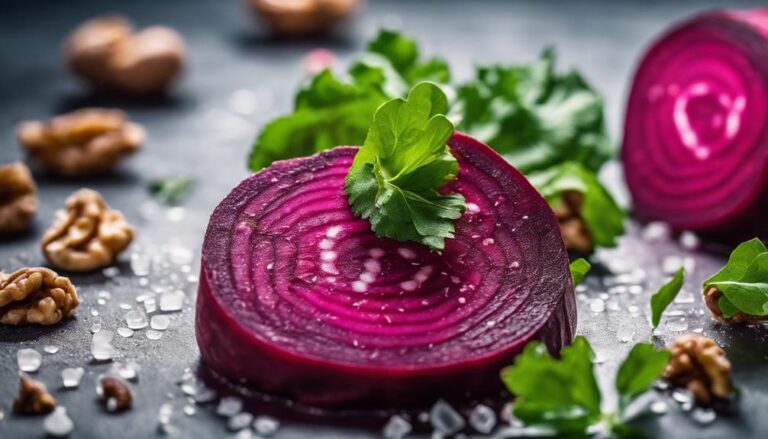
[501, 337, 670, 437]
[615, 343, 670, 411]
[649, 268, 685, 329]
[248, 31, 451, 172]
[345, 82, 466, 250]
[456, 49, 613, 174]
[248, 70, 387, 171]
[704, 238, 767, 287]
[570, 258, 591, 286]
[704, 238, 768, 319]
[148, 176, 195, 205]
[528, 161, 625, 248]
[500, 336, 601, 435]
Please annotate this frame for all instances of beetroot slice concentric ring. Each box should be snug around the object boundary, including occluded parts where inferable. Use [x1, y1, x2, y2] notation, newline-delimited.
[623, 8, 768, 240]
[195, 133, 575, 408]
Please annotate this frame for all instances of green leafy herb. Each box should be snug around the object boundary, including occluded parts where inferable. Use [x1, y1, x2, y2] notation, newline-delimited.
[148, 176, 195, 205]
[248, 70, 387, 171]
[649, 268, 685, 329]
[704, 238, 768, 319]
[615, 343, 670, 411]
[528, 162, 625, 248]
[345, 83, 465, 250]
[501, 337, 669, 437]
[456, 49, 613, 174]
[570, 258, 591, 286]
[248, 31, 450, 172]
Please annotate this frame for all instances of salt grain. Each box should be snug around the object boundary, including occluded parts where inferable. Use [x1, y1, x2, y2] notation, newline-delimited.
[469, 404, 497, 434]
[62, 367, 85, 388]
[159, 291, 185, 312]
[125, 310, 149, 329]
[44, 407, 74, 437]
[383, 414, 412, 439]
[151, 315, 170, 331]
[253, 415, 280, 436]
[430, 400, 465, 435]
[17, 348, 42, 372]
[216, 396, 243, 417]
[117, 327, 134, 338]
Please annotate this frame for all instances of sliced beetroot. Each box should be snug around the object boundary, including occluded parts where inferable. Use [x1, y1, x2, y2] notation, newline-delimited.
[196, 133, 575, 408]
[623, 8, 768, 241]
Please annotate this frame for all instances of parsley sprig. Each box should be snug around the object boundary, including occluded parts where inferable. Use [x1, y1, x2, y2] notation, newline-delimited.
[345, 83, 466, 250]
[501, 337, 670, 437]
[704, 238, 768, 319]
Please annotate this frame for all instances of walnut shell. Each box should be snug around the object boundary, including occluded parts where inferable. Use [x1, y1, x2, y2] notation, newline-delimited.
[0, 267, 79, 326]
[12, 375, 56, 414]
[100, 376, 133, 412]
[41, 189, 134, 272]
[64, 16, 185, 94]
[17, 108, 144, 176]
[247, 0, 360, 36]
[0, 162, 37, 234]
[664, 333, 732, 405]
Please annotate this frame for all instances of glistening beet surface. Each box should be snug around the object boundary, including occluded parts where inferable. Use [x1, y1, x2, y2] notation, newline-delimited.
[196, 133, 576, 408]
[623, 8, 768, 242]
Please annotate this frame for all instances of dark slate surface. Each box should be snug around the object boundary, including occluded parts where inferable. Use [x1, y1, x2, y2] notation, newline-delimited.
[1, 0, 768, 438]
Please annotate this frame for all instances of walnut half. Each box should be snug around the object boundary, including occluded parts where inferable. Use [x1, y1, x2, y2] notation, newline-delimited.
[553, 191, 593, 254]
[12, 375, 57, 414]
[247, 0, 360, 36]
[42, 189, 134, 272]
[704, 286, 767, 324]
[0, 162, 37, 234]
[64, 16, 185, 94]
[0, 267, 79, 326]
[17, 108, 144, 177]
[663, 333, 732, 405]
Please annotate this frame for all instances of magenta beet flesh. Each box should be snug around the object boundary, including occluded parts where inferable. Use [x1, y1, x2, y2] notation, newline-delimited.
[196, 133, 575, 408]
[623, 8, 768, 241]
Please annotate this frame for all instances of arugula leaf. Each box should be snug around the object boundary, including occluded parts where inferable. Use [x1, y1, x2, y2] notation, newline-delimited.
[501, 336, 601, 434]
[615, 343, 670, 411]
[148, 176, 194, 205]
[570, 258, 591, 286]
[703, 238, 768, 319]
[248, 31, 451, 172]
[649, 268, 685, 329]
[456, 49, 613, 174]
[528, 162, 625, 248]
[345, 83, 466, 250]
[501, 337, 670, 437]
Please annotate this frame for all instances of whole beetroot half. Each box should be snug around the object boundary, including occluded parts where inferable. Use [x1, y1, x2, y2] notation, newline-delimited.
[623, 8, 768, 242]
[196, 133, 576, 408]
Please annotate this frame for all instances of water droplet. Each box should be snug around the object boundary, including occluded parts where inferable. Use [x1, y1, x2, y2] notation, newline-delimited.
[383, 414, 412, 439]
[253, 415, 280, 436]
[228, 412, 254, 431]
[125, 310, 149, 329]
[430, 400, 465, 435]
[397, 247, 417, 260]
[667, 318, 689, 332]
[469, 404, 497, 434]
[131, 252, 152, 276]
[61, 367, 85, 388]
[102, 267, 120, 278]
[589, 299, 605, 313]
[679, 231, 700, 250]
[183, 405, 196, 416]
[44, 407, 74, 437]
[17, 348, 42, 372]
[642, 222, 671, 241]
[691, 407, 716, 424]
[617, 324, 635, 343]
[650, 400, 668, 414]
[91, 322, 102, 333]
[117, 327, 134, 338]
[158, 402, 173, 425]
[146, 330, 163, 340]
